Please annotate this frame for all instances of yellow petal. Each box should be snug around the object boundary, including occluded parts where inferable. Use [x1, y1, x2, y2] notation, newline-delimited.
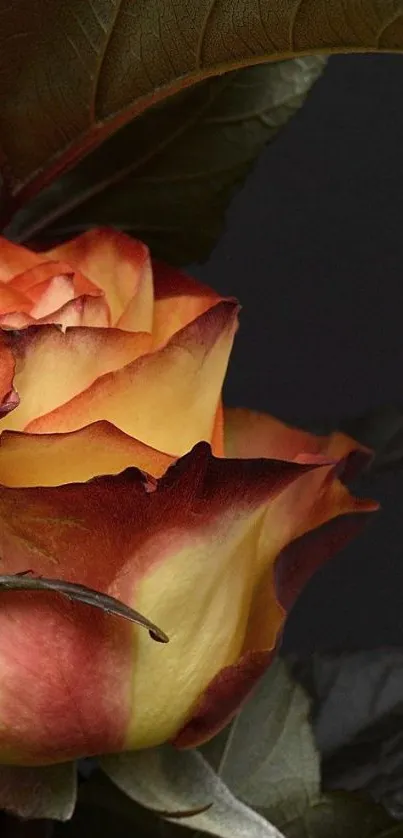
[0, 423, 173, 487]
[0, 326, 151, 432]
[26, 302, 239, 455]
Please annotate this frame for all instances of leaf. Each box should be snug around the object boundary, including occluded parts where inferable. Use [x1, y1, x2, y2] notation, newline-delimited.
[291, 650, 403, 822]
[0, 762, 76, 821]
[0, 573, 169, 642]
[53, 770, 182, 837]
[200, 657, 321, 826]
[277, 792, 403, 838]
[100, 747, 285, 837]
[6, 58, 326, 264]
[1, 0, 403, 223]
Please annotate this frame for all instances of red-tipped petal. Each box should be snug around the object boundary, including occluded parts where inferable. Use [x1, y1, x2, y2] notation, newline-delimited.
[151, 260, 223, 347]
[0, 326, 151, 433]
[26, 302, 239, 455]
[0, 444, 324, 762]
[173, 457, 377, 748]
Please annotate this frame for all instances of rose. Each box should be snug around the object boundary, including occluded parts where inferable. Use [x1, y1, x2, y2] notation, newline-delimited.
[0, 228, 376, 766]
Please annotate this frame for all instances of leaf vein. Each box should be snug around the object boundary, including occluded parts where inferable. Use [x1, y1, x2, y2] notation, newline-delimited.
[195, 0, 218, 70]
[376, 9, 403, 47]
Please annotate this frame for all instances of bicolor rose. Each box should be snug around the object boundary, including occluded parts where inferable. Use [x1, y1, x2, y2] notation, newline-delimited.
[0, 229, 376, 765]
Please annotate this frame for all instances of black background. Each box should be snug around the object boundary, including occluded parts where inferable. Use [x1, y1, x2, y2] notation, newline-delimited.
[193, 54, 403, 652]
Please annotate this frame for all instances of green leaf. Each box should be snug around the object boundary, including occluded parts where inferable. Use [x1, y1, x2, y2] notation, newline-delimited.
[100, 747, 285, 837]
[1, 0, 403, 223]
[6, 58, 325, 264]
[201, 657, 321, 825]
[199, 658, 403, 837]
[54, 770, 182, 837]
[0, 762, 76, 821]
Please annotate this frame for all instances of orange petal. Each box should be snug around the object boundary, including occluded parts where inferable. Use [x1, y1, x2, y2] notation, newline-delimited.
[0, 239, 43, 282]
[9, 261, 100, 300]
[115, 253, 153, 334]
[0, 423, 173, 487]
[0, 442, 325, 762]
[151, 260, 223, 348]
[224, 407, 367, 463]
[0, 283, 32, 315]
[211, 400, 224, 457]
[0, 326, 151, 433]
[46, 229, 153, 329]
[26, 302, 239, 455]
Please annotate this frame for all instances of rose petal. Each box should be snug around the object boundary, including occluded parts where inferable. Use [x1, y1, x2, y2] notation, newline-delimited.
[0, 326, 151, 433]
[37, 295, 111, 329]
[0, 343, 18, 417]
[26, 302, 239, 455]
[211, 400, 225, 457]
[9, 261, 100, 300]
[0, 239, 43, 282]
[0, 295, 110, 330]
[29, 275, 75, 319]
[46, 229, 153, 329]
[0, 283, 33, 316]
[0, 312, 36, 328]
[224, 407, 367, 462]
[115, 253, 153, 334]
[151, 260, 222, 348]
[0, 443, 323, 762]
[173, 455, 377, 748]
[0, 422, 173, 487]
[173, 650, 274, 749]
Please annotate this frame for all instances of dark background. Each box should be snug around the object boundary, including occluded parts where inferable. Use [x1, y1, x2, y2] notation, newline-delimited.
[193, 54, 403, 652]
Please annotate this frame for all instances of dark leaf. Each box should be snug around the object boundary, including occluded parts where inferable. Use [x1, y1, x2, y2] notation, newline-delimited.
[54, 770, 182, 837]
[0, 763, 76, 821]
[7, 59, 326, 265]
[275, 791, 403, 838]
[200, 657, 403, 837]
[1, 1, 403, 224]
[290, 650, 403, 821]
